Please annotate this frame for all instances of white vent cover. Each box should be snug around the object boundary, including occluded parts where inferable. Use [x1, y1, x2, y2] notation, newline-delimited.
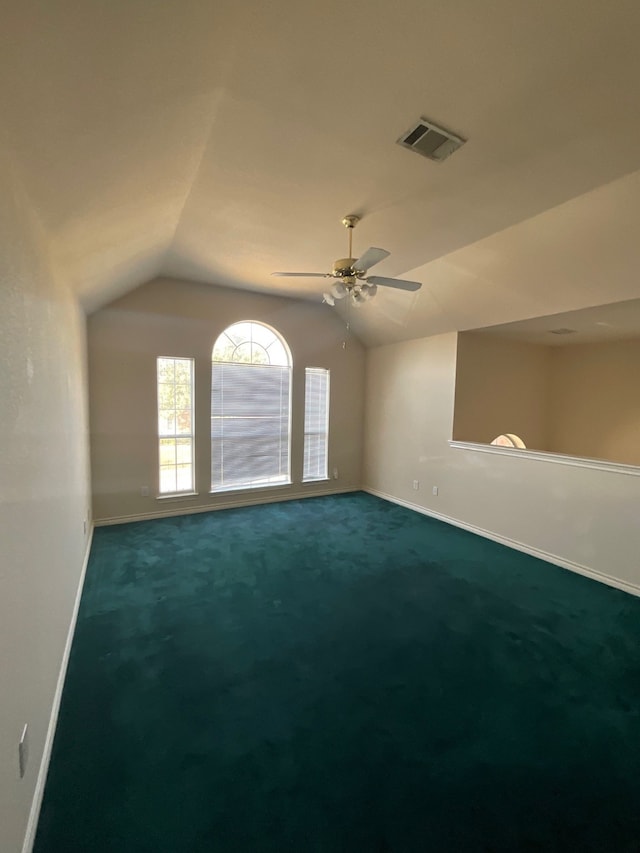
[397, 117, 466, 162]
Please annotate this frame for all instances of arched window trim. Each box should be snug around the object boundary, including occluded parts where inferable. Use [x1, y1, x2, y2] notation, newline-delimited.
[212, 321, 292, 367]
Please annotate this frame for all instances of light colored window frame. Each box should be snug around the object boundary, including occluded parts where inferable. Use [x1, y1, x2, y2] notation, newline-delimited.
[303, 367, 330, 482]
[210, 321, 292, 493]
[157, 356, 196, 496]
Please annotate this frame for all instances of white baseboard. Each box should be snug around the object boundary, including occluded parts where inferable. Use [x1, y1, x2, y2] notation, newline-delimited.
[95, 486, 359, 527]
[365, 488, 640, 599]
[21, 525, 95, 853]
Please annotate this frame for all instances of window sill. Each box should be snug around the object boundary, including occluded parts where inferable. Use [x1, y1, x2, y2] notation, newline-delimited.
[156, 492, 200, 501]
[210, 481, 293, 496]
[302, 477, 331, 484]
[449, 441, 640, 477]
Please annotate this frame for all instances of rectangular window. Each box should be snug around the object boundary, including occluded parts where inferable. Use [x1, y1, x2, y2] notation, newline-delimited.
[211, 362, 291, 492]
[303, 367, 330, 482]
[157, 357, 195, 495]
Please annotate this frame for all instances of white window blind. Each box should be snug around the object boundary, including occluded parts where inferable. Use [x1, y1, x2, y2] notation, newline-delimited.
[157, 357, 195, 495]
[303, 367, 330, 482]
[211, 322, 292, 492]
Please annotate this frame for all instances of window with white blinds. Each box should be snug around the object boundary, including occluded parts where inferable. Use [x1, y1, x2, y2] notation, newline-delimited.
[211, 322, 292, 492]
[303, 367, 330, 482]
[157, 357, 195, 495]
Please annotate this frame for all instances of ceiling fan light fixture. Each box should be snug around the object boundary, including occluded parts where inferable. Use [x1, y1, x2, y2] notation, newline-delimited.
[323, 292, 335, 306]
[331, 282, 347, 298]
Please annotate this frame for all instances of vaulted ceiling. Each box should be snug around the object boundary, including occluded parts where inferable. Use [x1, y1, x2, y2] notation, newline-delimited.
[3, 0, 640, 345]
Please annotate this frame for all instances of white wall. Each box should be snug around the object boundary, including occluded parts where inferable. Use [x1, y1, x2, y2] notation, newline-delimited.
[454, 331, 640, 466]
[549, 338, 640, 465]
[364, 333, 640, 592]
[88, 278, 365, 522]
[0, 150, 91, 852]
[453, 332, 551, 450]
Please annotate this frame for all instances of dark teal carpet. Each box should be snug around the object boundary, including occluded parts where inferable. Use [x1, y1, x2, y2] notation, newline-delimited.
[35, 492, 640, 852]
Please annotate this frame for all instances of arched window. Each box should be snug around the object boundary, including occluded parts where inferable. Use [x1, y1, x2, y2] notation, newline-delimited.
[211, 321, 292, 491]
[490, 433, 526, 449]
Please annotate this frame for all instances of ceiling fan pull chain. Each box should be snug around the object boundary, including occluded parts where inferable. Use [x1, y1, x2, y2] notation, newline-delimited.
[345, 295, 351, 345]
[342, 309, 349, 350]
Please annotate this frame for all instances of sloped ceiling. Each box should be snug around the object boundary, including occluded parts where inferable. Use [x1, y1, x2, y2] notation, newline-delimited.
[3, 0, 640, 345]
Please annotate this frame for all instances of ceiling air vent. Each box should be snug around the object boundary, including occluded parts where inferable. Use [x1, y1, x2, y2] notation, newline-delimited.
[549, 328, 577, 335]
[397, 117, 466, 162]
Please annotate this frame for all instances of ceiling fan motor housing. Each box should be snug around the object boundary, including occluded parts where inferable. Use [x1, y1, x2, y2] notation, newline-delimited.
[333, 258, 357, 278]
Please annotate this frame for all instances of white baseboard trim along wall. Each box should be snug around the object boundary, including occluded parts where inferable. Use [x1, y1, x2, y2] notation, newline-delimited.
[95, 486, 359, 527]
[365, 488, 640, 599]
[22, 525, 95, 853]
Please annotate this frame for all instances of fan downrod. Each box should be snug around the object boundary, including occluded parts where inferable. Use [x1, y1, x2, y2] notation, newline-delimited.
[340, 214, 360, 263]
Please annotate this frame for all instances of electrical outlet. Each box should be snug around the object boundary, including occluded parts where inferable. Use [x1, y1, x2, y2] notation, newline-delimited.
[432, 486, 439, 496]
[83, 518, 87, 535]
[412, 480, 419, 490]
[332, 468, 339, 480]
[18, 724, 28, 778]
[141, 486, 150, 497]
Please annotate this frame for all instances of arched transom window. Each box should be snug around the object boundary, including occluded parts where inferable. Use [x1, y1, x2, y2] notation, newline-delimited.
[490, 433, 526, 449]
[211, 322, 292, 491]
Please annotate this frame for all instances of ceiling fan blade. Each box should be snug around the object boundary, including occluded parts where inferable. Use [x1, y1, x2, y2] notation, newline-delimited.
[366, 275, 422, 292]
[354, 247, 390, 272]
[271, 272, 329, 278]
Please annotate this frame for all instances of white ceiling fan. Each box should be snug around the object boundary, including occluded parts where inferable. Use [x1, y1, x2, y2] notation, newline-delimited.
[272, 215, 422, 307]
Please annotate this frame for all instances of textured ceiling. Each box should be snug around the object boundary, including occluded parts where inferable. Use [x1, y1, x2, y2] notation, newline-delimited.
[3, 0, 640, 345]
